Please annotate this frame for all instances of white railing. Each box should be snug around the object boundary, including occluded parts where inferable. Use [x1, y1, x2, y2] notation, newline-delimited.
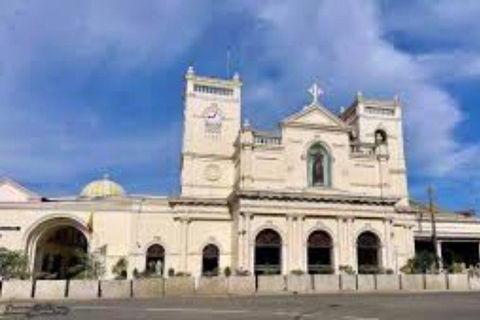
[253, 135, 282, 146]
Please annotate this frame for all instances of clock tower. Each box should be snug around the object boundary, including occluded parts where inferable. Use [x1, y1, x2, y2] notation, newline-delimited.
[180, 66, 242, 197]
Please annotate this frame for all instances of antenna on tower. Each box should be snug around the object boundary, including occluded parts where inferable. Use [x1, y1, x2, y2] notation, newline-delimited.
[226, 46, 231, 78]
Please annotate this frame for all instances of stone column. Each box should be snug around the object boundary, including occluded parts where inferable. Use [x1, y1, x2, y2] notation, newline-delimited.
[177, 218, 185, 272]
[237, 213, 245, 269]
[286, 215, 293, 272]
[346, 217, 354, 269]
[178, 217, 191, 272]
[245, 213, 253, 273]
[185, 219, 191, 272]
[299, 215, 307, 272]
[290, 216, 297, 269]
[335, 217, 342, 273]
[383, 218, 393, 270]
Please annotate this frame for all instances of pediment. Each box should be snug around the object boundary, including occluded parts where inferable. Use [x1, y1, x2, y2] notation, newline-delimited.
[0, 178, 40, 202]
[282, 104, 348, 129]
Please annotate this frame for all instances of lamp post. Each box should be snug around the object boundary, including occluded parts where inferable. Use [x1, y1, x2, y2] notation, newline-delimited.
[428, 185, 440, 271]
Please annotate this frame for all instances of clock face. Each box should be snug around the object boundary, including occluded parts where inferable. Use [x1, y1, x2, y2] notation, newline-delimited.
[206, 108, 222, 124]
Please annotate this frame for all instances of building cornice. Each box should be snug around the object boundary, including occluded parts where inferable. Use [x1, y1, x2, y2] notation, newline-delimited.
[235, 189, 399, 206]
[168, 196, 229, 207]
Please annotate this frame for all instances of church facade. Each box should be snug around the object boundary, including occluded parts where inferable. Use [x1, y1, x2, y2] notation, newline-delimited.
[1, 67, 480, 279]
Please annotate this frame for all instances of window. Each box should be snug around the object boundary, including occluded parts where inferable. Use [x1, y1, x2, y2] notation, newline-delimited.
[357, 232, 381, 274]
[194, 84, 233, 96]
[365, 106, 394, 116]
[255, 229, 282, 275]
[307, 143, 331, 187]
[202, 244, 220, 276]
[307, 231, 333, 274]
[374, 129, 387, 145]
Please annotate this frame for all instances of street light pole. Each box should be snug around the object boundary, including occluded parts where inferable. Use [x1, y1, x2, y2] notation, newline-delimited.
[428, 184, 440, 271]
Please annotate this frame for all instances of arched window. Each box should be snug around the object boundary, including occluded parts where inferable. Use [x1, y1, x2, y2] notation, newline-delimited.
[146, 244, 165, 275]
[202, 244, 220, 276]
[255, 229, 282, 275]
[357, 232, 381, 274]
[307, 143, 331, 187]
[307, 231, 333, 274]
[374, 129, 387, 145]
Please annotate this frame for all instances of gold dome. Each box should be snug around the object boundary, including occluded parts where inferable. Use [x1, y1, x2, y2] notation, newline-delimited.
[80, 175, 125, 199]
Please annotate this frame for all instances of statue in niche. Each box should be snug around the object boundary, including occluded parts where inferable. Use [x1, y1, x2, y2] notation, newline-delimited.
[312, 152, 325, 185]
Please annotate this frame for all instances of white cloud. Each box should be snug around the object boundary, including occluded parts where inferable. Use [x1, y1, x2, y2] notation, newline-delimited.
[239, 0, 480, 177]
[0, 1, 207, 186]
[0, 0, 479, 196]
[383, 0, 480, 48]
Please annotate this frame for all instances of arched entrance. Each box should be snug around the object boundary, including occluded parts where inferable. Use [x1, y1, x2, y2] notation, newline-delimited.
[357, 231, 381, 274]
[202, 244, 220, 276]
[146, 244, 165, 275]
[254, 229, 282, 275]
[33, 225, 88, 279]
[307, 230, 333, 274]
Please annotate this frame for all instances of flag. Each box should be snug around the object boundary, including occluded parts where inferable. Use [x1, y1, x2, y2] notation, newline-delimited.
[87, 212, 94, 233]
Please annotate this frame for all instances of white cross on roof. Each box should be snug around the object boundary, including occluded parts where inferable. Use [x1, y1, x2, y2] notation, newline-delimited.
[308, 83, 324, 105]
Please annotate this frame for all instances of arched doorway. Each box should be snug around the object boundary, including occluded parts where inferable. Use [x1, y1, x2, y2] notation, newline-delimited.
[307, 230, 333, 274]
[33, 225, 88, 279]
[146, 244, 165, 275]
[254, 229, 282, 275]
[202, 244, 220, 276]
[357, 231, 381, 274]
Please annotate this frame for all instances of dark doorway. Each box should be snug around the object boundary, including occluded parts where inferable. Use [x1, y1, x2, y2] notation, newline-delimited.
[307, 230, 333, 274]
[202, 244, 220, 276]
[146, 244, 165, 275]
[255, 229, 282, 275]
[415, 240, 435, 255]
[442, 242, 479, 269]
[357, 231, 381, 274]
[35, 226, 88, 279]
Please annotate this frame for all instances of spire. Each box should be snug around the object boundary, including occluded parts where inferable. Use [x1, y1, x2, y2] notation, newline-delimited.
[393, 94, 400, 106]
[356, 91, 364, 103]
[186, 65, 195, 79]
[233, 72, 241, 82]
[242, 118, 251, 130]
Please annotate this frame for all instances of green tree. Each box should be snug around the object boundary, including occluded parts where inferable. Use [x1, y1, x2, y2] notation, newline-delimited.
[400, 251, 439, 274]
[67, 250, 105, 279]
[0, 247, 30, 279]
[112, 257, 128, 279]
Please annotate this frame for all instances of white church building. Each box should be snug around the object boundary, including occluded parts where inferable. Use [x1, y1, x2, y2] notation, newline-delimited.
[0, 67, 479, 279]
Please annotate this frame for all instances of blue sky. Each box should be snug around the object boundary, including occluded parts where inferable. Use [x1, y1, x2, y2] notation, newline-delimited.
[1, 0, 479, 211]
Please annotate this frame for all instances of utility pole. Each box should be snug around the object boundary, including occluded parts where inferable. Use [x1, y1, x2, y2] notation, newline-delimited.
[226, 47, 231, 78]
[428, 184, 440, 271]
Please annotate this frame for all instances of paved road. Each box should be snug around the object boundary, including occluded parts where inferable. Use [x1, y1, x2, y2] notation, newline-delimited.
[3, 292, 480, 319]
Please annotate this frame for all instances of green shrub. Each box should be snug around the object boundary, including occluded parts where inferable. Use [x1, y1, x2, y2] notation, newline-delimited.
[290, 269, 305, 275]
[66, 250, 105, 280]
[339, 265, 355, 275]
[400, 252, 439, 274]
[0, 247, 30, 279]
[112, 257, 128, 280]
[224, 267, 232, 277]
[358, 265, 383, 274]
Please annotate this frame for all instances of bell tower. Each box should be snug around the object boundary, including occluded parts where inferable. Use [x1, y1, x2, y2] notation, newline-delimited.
[180, 66, 242, 197]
